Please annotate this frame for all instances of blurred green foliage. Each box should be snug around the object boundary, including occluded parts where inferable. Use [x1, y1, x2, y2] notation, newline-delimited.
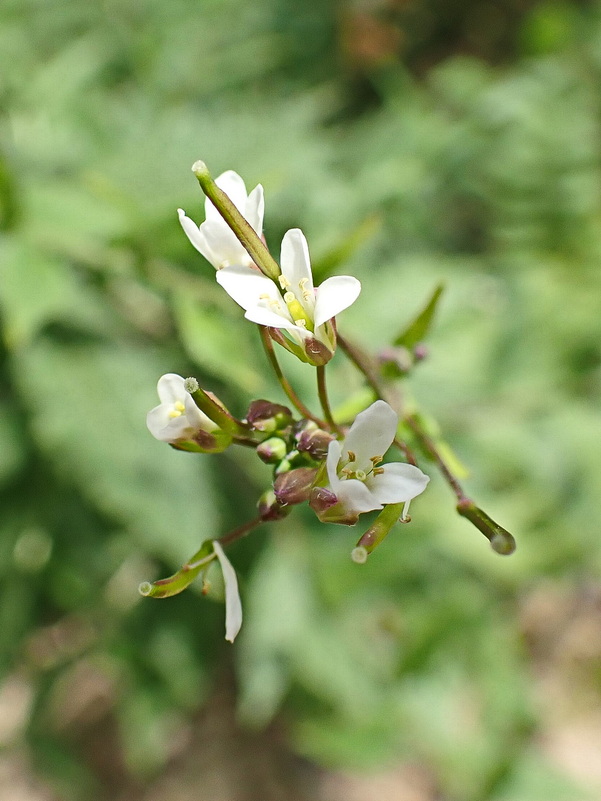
[1, 0, 601, 799]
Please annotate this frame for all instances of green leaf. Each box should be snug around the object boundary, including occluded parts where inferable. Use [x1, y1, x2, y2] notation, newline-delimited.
[393, 282, 444, 348]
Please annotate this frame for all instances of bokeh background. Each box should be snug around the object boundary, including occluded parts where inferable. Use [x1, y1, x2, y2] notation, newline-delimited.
[2, 0, 601, 799]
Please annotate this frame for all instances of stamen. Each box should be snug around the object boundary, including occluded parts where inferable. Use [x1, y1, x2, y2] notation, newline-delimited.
[175, 401, 185, 412]
[373, 467, 385, 475]
[370, 455, 383, 465]
[346, 450, 356, 463]
[168, 410, 182, 419]
[279, 276, 291, 289]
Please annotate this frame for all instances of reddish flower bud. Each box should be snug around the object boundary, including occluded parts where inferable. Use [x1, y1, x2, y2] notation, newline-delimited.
[273, 467, 318, 507]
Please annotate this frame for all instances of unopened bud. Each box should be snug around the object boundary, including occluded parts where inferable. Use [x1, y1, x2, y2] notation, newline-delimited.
[256, 437, 288, 464]
[257, 489, 290, 521]
[273, 467, 318, 506]
[297, 425, 334, 460]
[413, 343, 428, 362]
[308, 486, 338, 515]
[246, 399, 293, 432]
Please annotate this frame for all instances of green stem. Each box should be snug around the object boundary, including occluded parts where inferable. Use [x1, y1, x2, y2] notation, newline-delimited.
[316, 366, 341, 434]
[405, 414, 516, 554]
[355, 502, 405, 554]
[192, 161, 280, 281]
[259, 327, 325, 425]
[404, 414, 466, 502]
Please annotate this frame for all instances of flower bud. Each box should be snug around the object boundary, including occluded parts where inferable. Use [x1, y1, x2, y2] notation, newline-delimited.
[308, 486, 338, 516]
[256, 437, 288, 464]
[246, 399, 293, 432]
[273, 467, 318, 507]
[257, 489, 290, 521]
[296, 424, 334, 461]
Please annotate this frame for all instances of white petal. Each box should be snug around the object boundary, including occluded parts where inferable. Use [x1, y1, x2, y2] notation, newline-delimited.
[178, 209, 216, 265]
[368, 463, 430, 505]
[280, 229, 314, 295]
[243, 307, 307, 339]
[212, 541, 242, 643]
[335, 479, 383, 514]
[326, 439, 343, 487]
[342, 400, 398, 468]
[245, 184, 265, 235]
[183, 392, 216, 431]
[201, 220, 250, 268]
[146, 405, 193, 442]
[156, 373, 186, 405]
[313, 276, 361, 328]
[216, 265, 280, 312]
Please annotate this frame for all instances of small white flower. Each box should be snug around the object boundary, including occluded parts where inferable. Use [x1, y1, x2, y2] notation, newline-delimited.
[146, 373, 217, 443]
[215, 228, 361, 357]
[178, 170, 264, 270]
[326, 400, 429, 516]
[212, 540, 242, 643]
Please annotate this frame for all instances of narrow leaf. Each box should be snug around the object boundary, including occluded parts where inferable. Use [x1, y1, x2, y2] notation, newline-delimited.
[393, 282, 444, 348]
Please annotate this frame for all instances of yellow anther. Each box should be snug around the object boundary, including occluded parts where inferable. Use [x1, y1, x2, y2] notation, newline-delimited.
[370, 455, 383, 465]
[278, 275, 291, 289]
[373, 467, 385, 476]
[259, 293, 271, 300]
[302, 290, 313, 302]
[346, 450, 356, 463]
[175, 401, 185, 412]
[168, 410, 183, 419]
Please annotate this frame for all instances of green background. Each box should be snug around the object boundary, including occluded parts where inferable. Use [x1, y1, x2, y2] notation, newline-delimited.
[1, 0, 601, 799]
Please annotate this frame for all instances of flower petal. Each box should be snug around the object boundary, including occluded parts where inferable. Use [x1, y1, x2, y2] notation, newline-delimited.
[156, 373, 186, 404]
[334, 479, 383, 514]
[245, 184, 265, 235]
[326, 439, 343, 487]
[342, 400, 398, 468]
[212, 540, 242, 643]
[243, 307, 307, 337]
[177, 209, 215, 263]
[280, 229, 314, 295]
[216, 265, 279, 311]
[146, 405, 192, 441]
[368, 463, 430, 505]
[313, 276, 361, 328]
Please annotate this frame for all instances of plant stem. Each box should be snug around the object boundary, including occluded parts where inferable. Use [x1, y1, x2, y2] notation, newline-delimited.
[316, 366, 341, 434]
[259, 327, 325, 425]
[217, 515, 264, 549]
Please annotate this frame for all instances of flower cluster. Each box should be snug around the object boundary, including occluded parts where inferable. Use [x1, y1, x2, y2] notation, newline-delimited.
[142, 163, 516, 642]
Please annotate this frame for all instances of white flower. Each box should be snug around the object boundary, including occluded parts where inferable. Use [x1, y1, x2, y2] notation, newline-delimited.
[178, 170, 264, 269]
[326, 400, 429, 516]
[212, 540, 242, 643]
[146, 373, 217, 443]
[215, 228, 361, 358]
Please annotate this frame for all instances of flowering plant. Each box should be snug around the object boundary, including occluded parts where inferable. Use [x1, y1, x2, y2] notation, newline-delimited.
[140, 162, 516, 641]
